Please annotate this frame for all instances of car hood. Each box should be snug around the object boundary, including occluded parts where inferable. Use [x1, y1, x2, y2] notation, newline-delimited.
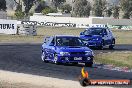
[56, 46, 92, 52]
[80, 35, 102, 40]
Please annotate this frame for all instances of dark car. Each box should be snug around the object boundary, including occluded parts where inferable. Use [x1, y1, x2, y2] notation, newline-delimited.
[41, 35, 94, 67]
[80, 27, 115, 49]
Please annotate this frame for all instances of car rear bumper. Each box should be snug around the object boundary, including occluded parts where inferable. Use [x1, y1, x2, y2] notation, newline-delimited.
[88, 41, 102, 47]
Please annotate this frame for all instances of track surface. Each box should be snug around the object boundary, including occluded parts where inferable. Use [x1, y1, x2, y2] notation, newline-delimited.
[0, 43, 132, 81]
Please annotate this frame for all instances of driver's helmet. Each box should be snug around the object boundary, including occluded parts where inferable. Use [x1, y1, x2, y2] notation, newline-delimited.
[57, 38, 63, 45]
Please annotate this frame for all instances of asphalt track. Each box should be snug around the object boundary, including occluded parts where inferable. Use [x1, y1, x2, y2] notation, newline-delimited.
[0, 43, 132, 82]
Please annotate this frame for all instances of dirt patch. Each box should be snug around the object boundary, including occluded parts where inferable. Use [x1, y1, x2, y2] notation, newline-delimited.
[0, 70, 123, 88]
[0, 70, 80, 88]
[0, 81, 44, 88]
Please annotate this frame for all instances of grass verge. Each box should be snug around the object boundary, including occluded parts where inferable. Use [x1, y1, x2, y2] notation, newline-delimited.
[0, 27, 132, 44]
[95, 51, 132, 68]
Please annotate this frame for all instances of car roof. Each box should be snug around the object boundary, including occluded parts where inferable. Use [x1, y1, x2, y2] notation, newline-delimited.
[55, 35, 78, 37]
[86, 27, 108, 30]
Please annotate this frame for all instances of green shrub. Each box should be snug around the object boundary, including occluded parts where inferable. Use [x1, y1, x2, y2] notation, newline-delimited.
[61, 4, 72, 13]
[15, 11, 25, 19]
[42, 7, 57, 15]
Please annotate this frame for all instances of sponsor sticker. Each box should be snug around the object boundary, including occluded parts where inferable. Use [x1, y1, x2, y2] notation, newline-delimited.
[74, 57, 82, 60]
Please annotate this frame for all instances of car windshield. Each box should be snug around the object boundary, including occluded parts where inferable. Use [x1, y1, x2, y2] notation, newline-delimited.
[56, 37, 84, 46]
[84, 28, 104, 35]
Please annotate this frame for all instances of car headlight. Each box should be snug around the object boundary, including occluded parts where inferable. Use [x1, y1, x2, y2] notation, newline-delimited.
[85, 51, 94, 56]
[60, 52, 70, 56]
[91, 51, 94, 56]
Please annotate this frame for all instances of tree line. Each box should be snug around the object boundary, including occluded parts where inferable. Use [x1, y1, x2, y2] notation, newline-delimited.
[0, 0, 132, 19]
[73, 0, 132, 19]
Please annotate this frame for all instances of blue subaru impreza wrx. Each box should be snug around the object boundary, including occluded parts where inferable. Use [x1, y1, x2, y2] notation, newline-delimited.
[80, 27, 115, 49]
[41, 35, 94, 67]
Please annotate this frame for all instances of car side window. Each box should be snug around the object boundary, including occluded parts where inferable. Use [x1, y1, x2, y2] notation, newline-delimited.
[103, 29, 108, 35]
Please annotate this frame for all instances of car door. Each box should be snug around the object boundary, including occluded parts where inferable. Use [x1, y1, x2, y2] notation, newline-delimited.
[42, 37, 52, 59]
[47, 37, 56, 60]
[103, 28, 109, 45]
[106, 28, 113, 44]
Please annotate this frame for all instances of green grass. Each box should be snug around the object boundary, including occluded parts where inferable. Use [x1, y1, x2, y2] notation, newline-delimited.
[113, 30, 132, 44]
[0, 27, 84, 43]
[95, 51, 132, 68]
[37, 27, 84, 36]
[0, 27, 132, 44]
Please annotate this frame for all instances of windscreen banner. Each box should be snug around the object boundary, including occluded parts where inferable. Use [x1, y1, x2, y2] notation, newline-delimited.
[0, 19, 17, 34]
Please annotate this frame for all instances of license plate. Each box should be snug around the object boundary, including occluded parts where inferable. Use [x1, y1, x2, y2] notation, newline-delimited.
[74, 57, 82, 60]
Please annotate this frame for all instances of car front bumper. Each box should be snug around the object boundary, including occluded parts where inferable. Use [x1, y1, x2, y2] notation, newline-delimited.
[57, 55, 94, 63]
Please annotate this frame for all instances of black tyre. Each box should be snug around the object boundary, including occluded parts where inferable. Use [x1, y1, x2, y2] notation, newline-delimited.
[72, 62, 78, 65]
[99, 41, 104, 50]
[41, 52, 48, 63]
[85, 63, 93, 67]
[54, 54, 61, 65]
[109, 39, 115, 49]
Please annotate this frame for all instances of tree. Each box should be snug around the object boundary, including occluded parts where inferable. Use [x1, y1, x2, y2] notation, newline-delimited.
[93, 0, 107, 17]
[105, 8, 112, 17]
[61, 4, 72, 13]
[42, 7, 57, 15]
[113, 5, 120, 19]
[130, 11, 132, 18]
[15, 1, 24, 19]
[0, 0, 7, 11]
[52, 0, 66, 9]
[120, 0, 132, 19]
[22, 0, 35, 15]
[73, 0, 91, 17]
[35, 0, 45, 13]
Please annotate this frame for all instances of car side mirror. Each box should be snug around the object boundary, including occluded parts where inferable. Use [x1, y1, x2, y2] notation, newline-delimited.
[49, 43, 54, 46]
[44, 41, 46, 43]
[84, 43, 88, 46]
[80, 32, 84, 35]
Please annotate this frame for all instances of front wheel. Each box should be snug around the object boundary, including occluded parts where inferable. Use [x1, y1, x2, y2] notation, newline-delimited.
[54, 54, 61, 65]
[41, 52, 48, 63]
[72, 62, 78, 65]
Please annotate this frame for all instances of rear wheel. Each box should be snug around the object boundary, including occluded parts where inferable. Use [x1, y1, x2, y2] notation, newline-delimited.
[41, 52, 48, 63]
[109, 39, 115, 49]
[99, 40, 104, 50]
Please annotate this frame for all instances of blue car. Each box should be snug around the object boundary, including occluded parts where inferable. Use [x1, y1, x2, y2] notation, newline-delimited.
[80, 27, 115, 49]
[41, 35, 94, 67]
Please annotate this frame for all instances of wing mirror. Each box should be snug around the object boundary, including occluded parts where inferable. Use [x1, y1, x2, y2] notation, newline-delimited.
[49, 43, 54, 46]
[80, 32, 84, 35]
